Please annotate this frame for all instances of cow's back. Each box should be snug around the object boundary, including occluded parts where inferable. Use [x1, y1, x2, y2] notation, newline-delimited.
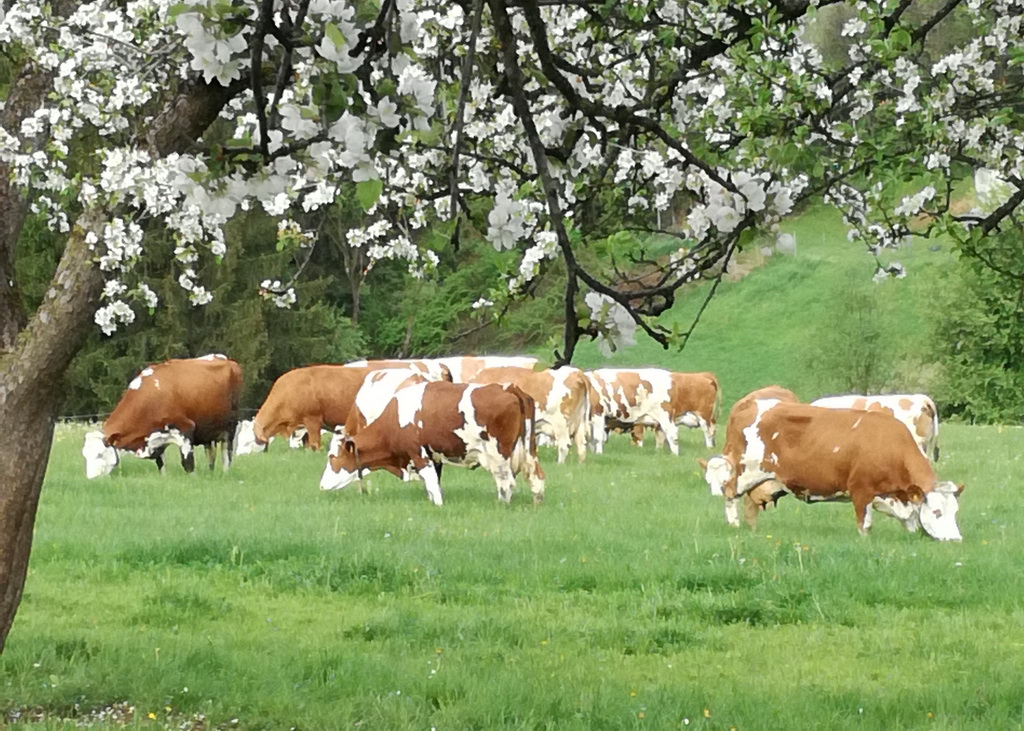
[757, 404, 935, 495]
[104, 357, 242, 448]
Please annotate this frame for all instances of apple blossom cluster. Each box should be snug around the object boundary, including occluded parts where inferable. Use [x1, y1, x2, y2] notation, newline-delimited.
[584, 292, 636, 357]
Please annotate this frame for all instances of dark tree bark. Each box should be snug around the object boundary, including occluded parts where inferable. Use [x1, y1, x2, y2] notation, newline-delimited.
[0, 73, 244, 652]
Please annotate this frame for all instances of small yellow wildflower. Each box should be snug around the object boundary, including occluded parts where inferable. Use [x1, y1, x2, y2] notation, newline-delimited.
[630, 690, 637, 697]
[704, 708, 711, 718]
[148, 712, 156, 720]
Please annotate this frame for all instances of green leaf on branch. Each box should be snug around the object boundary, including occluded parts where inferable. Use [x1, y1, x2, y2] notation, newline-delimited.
[356, 179, 383, 211]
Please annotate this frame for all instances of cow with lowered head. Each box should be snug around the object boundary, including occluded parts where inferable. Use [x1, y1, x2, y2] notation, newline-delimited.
[82, 355, 242, 478]
[320, 381, 546, 505]
[702, 399, 964, 540]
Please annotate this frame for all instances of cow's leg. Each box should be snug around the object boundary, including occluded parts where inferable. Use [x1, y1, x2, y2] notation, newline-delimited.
[417, 463, 444, 506]
[206, 443, 217, 471]
[853, 491, 873, 536]
[524, 454, 546, 506]
[589, 415, 606, 453]
[742, 493, 761, 528]
[631, 424, 644, 448]
[304, 418, 324, 450]
[573, 420, 587, 463]
[723, 497, 740, 527]
[661, 422, 680, 456]
[654, 427, 667, 450]
[702, 418, 716, 449]
[153, 447, 167, 475]
[491, 459, 516, 504]
[222, 428, 234, 471]
[181, 445, 196, 473]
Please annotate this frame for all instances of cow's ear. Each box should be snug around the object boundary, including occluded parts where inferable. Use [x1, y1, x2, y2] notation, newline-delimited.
[696, 458, 708, 470]
[956, 482, 966, 496]
[106, 433, 120, 447]
[342, 438, 356, 454]
[905, 485, 925, 504]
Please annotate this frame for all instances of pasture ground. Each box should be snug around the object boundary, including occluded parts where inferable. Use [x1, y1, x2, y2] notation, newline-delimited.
[2, 421, 1023, 729]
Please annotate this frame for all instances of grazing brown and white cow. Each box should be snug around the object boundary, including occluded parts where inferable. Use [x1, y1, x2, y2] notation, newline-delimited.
[235, 365, 374, 454]
[345, 358, 452, 382]
[703, 399, 963, 540]
[319, 381, 546, 505]
[811, 393, 940, 461]
[698, 385, 800, 526]
[586, 369, 720, 455]
[470, 365, 589, 463]
[433, 355, 539, 383]
[82, 355, 242, 478]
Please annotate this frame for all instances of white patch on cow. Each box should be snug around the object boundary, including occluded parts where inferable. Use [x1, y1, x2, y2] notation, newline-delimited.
[327, 429, 345, 458]
[82, 430, 118, 479]
[920, 484, 962, 541]
[141, 367, 154, 377]
[419, 464, 444, 505]
[832, 446, 840, 453]
[198, 353, 227, 360]
[234, 420, 265, 456]
[128, 376, 143, 390]
[356, 369, 428, 428]
[732, 399, 788, 511]
[702, 455, 732, 497]
[395, 382, 429, 428]
[771, 431, 779, 440]
[139, 428, 191, 458]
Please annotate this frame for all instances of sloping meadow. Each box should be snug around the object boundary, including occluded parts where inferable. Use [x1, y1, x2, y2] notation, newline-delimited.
[2, 420, 1022, 729]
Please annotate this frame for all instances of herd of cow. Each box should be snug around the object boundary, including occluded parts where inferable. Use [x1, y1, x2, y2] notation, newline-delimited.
[80, 353, 964, 541]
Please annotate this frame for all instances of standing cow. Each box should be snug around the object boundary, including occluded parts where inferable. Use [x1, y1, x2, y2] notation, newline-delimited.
[82, 355, 242, 478]
[235, 366, 372, 454]
[470, 365, 589, 463]
[704, 399, 963, 540]
[587, 369, 720, 455]
[320, 381, 546, 505]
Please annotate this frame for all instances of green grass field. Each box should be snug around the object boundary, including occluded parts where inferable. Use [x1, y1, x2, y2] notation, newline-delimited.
[3, 418, 1023, 730]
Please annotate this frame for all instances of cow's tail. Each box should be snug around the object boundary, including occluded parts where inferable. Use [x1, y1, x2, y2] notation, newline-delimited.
[571, 371, 591, 458]
[929, 397, 940, 462]
[709, 373, 723, 447]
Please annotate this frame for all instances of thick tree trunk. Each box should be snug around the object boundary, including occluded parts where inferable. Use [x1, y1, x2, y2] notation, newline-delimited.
[0, 211, 106, 651]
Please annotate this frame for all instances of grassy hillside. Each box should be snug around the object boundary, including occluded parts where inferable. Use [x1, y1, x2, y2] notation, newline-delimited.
[572, 204, 955, 407]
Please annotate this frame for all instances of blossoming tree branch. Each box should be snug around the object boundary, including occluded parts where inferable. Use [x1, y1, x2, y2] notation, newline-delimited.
[0, 0, 1021, 650]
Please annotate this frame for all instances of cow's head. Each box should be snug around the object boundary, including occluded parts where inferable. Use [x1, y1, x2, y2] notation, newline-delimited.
[698, 455, 733, 497]
[233, 420, 266, 456]
[82, 430, 119, 479]
[319, 428, 364, 490]
[920, 481, 964, 541]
